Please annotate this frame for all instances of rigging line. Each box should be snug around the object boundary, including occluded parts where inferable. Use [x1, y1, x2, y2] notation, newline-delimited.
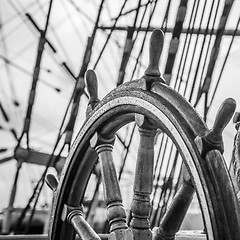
[132, 0, 142, 28]
[4, 0, 49, 39]
[10, 1, 55, 233]
[136, 46, 145, 79]
[191, 0, 217, 107]
[68, 0, 123, 50]
[175, 0, 199, 92]
[60, 1, 85, 45]
[0, 101, 18, 141]
[85, 174, 102, 221]
[68, 0, 95, 25]
[131, 0, 153, 65]
[172, 0, 199, 91]
[150, 136, 169, 224]
[36, 0, 75, 69]
[6, 1, 73, 90]
[155, 144, 176, 225]
[3, 0, 43, 26]
[151, 1, 192, 224]
[0, 54, 63, 94]
[94, 53, 115, 86]
[153, 153, 180, 226]
[20, 1, 106, 225]
[0, 30, 22, 137]
[158, 150, 180, 222]
[118, 124, 137, 181]
[13, 168, 43, 232]
[77, 0, 105, 79]
[21, 90, 78, 231]
[188, 0, 210, 102]
[110, 0, 158, 21]
[151, 134, 166, 206]
[208, 15, 240, 109]
[62, 80, 83, 147]
[204, 92, 208, 121]
[68, 1, 120, 73]
[161, 0, 172, 30]
[0, 9, 19, 108]
[195, 0, 221, 99]
[153, 133, 165, 180]
[130, 0, 159, 81]
[0, 39, 35, 71]
[51, 0, 106, 150]
[120, 0, 153, 81]
[105, 0, 113, 21]
[131, 0, 156, 78]
[24, 177, 44, 233]
[93, 0, 128, 70]
[187, 0, 209, 103]
[14, 122, 65, 231]
[68, 0, 118, 56]
[25, 142, 66, 233]
[195, 0, 234, 107]
[8, 1, 78, 87]
[17, 0, 54, 145]
[0, 101, 9, 122]
[117, 0, 143, 85]
[163, 0, 189, 85]
[0, 8, 19, 114]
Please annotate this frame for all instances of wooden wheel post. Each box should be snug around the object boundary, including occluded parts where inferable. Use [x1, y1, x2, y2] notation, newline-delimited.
[130, 114, 157, 240]
[90, 133, 128, 240]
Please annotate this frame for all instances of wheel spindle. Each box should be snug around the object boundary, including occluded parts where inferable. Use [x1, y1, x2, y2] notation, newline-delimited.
[153, 169, 194, 240]
[144, 29, 165, 84]
[46, 173, 59, 192]
[130, 114, 157, 240]
[195, 98, 236, 155]
[61, 204, 101, 240]
[90, 133, 128, 239]
[85, 69, 100, 117]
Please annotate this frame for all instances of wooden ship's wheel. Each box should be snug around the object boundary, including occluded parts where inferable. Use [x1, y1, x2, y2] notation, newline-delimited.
[46, 30, 240, 240]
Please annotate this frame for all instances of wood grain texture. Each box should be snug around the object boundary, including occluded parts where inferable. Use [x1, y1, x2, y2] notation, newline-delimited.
[92, 133, 128, 234]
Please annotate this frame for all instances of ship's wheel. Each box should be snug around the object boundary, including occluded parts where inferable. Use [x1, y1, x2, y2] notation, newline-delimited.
[46, 30, 240, 240]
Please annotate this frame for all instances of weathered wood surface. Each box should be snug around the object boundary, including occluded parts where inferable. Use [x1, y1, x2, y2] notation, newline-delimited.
[195, 98, 236, 155]
[130, 115, 156, 240]
[154, 174, 194, 240]
[48, 28, 240, 240]
[67, 209, 101, 240]
[90, 133, 128, 238]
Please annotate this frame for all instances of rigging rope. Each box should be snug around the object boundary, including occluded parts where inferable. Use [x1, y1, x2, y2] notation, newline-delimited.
[8, 0, 55, 234]
[15, 0, 106, 232]
[195, 0, 235, 111]
[130, 0, 159, 81]
[172, 0, 199, 91]
[163, 0, 189, 85]
[93, 0, 128, 70]
[208, 14, 240, 110]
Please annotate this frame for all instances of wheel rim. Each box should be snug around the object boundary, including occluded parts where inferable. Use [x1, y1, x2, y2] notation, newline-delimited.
[48, 81, 240, 240]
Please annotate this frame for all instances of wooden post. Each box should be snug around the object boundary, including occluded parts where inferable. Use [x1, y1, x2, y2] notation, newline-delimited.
[130, 114, 157, 240]
[90, 133, 128, 240]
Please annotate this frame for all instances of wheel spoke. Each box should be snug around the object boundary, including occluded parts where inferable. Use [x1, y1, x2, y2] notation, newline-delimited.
[68, 209, 100, 240]
[130, 114, 157, 240]
[153, 167, 194, 240]
[61, 204, 100, 240]
[49, 29, 240, 240]
[90, 133, 128, 235]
